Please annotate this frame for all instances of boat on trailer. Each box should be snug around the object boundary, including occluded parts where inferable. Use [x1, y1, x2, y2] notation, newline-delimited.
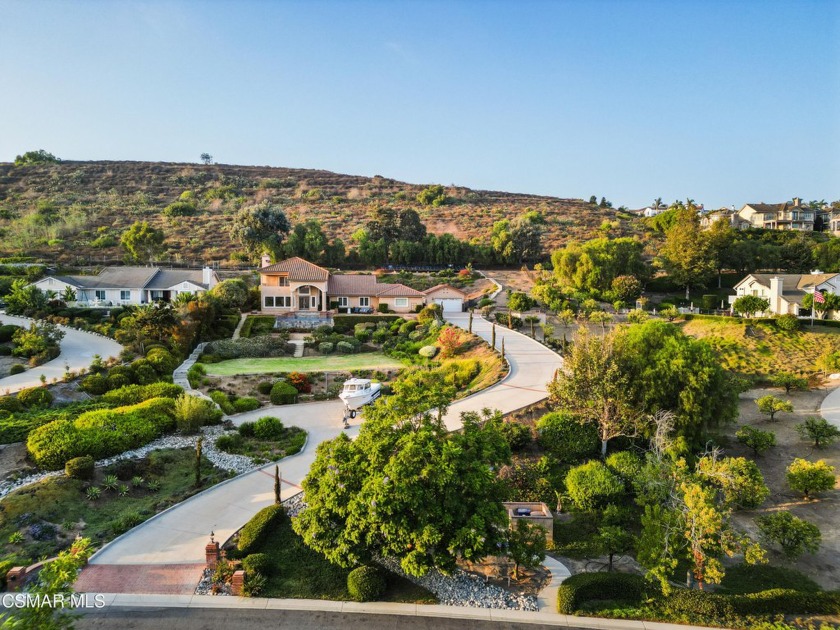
[339, 378, 382, 418]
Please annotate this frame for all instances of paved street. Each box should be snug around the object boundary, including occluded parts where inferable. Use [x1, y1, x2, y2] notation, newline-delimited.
[0, 313, 123, 393]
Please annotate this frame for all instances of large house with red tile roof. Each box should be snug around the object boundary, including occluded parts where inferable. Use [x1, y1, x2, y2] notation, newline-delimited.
[259, 256, 440, 314]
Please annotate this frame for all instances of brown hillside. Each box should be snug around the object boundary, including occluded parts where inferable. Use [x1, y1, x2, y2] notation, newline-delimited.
[0, 161, 638, 265]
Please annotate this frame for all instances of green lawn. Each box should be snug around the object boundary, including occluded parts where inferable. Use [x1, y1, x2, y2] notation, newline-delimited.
[201, 353, 404, 376]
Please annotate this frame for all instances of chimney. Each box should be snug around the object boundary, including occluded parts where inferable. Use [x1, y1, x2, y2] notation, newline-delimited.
[261, 254, 272, 268]
[769, 277, 782, 315]
[792, 197, 801, 207]
[202, 266, 214, 288]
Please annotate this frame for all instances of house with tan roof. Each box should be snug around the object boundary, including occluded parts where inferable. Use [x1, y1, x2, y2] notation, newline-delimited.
[259, 256, 434, 314]
[728, 272, 840, 316]
[31, 266, 220, 307]
[736, 198, 815, 231]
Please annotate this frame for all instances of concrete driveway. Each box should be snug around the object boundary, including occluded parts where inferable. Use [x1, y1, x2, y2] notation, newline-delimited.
[82, 313, 563, 582]
[0, 314, 123, 393]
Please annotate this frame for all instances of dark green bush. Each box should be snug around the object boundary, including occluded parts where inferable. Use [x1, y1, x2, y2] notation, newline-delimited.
[238, 505, 285, 555]
[662, 589, 735, 619]
[347, 565, 386, 602]
[209, 391, 235, 414]
[242, 552, 272, 577]
[233, 396, 261, 413]
[254, 416, 284, 440]
[106, 373, 131, 390]
[9, 364, 25, 375]
[0, 396, 23, 413]
[499, 421, 532, 450]
[332, 315, 400, 333]
[729, 589, 840, 615]
[215, 433, 243, 452]
[65, 455, 95, 480]
[256, 381, 274, 395]
[101, 382, 183, 406]
[146, 347, 179, 375]
[270, 381, 298, 405]
[556, 572, 647, 614]
[17, 386, 53, 409]
[537, 411, 599, 462]
[0, 324, 21, 342]
[80, 373, 110, 395]
[239, 421, 256, 437]
[719, 563, 821, 594]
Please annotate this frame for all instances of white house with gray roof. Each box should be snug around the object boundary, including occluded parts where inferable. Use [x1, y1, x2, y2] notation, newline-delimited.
[729, 272, 840, 316]
[32, 266, 220, 307]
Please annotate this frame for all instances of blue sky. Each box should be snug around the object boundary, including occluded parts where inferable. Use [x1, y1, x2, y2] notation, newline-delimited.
[1, 0, 837, 208]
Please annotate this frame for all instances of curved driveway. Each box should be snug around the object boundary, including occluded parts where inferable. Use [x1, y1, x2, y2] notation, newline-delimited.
[84, 314, 563, 570]
[0, 314, 123, 393]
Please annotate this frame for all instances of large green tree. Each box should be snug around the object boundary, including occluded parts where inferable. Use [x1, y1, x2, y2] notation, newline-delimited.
[551, 237, 648, 294]
[293, 394, 511, 577]
[120, 221, 165, 264]
[230, 202, 291, 257]
[659, 204, 715, 300]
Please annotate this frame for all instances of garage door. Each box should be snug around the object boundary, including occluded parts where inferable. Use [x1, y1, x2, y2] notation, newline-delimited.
[435, 298, 463, 313]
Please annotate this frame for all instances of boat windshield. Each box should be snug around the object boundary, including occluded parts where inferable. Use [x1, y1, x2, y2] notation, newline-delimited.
[345, 385, 356, 392]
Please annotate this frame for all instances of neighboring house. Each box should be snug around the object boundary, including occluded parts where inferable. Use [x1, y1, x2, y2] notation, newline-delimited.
[736, 198, 815, 231]
[729, 272, 840, 316]
[32, 266, 219, 306]
[641, 204, 669, 218]
[259, 256, 428, 314]
[423, 284, 467, 312]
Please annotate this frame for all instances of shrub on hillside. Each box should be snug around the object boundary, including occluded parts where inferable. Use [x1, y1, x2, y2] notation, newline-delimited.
[233, 396, 261, 413]
[556, 572, 647, 613]
[270, 381, 298, 405]
[256, 381, 274, 395]
[26, 398, 176, 469]
[318, 342, 334, 354]
[0, 396, 23, 413]
[418, 345, 438, 358]
[564, 460, 624, 510]
[146, 347, 179, 375]
[288, 372, 311, 393]
[101, 382, 183, 406]
[209, 391, 235, 415]
[336, 341, 355, 354]
[536, 412, 599, 462]
[238, 504, 286, 555]
[174, 394, 223, 433]
[242, 553, 272, 577]
[776, 314, 800, 331]
[254, 416, 285, 440]
[605, 451, 642, 486]
[347, 565, 386, 602]
[80, 374, 110, 395]
[499, 421, 532, 450]
[662, 589, 735, 619]
[9, 364, 25, 375]
[17, 386, 53, 409]
[107, 373, 131, 390]
[65, 455, 95, 480]
[728, 588, 840, 615]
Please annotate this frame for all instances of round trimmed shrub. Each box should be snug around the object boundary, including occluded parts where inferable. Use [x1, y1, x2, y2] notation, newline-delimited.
[500, 422, 532, 450]
[9, 364, 25, 375]
[65, 455, 95, 480]
[336, 341, 355, 354]
[242, 552, 272, 577]
[776, 314, 800, 332]
[0, 396, 23, 413]
[536, 412, 599, 462]
[256, 381, 274, 395]
[564, 460, 624, 510]
[146, 347, 179, 375]
[254, 416, 284, 440]
[663, 589, 735, 619]
[347, 565, 386, 602]
[238, 421, 256, 437]
[418, 345, 438, 358]
[107, 373, 131, 390]
[80, 373, 110, 395]
[318, 342, 334, 354]
[215, 433, 243, 452]
[132, 363, 159, 385]
[270, 381, 298, 405]
[233, 397, 261, 413]
[238, 504, 285, 555]
[17, 386, 53, 409]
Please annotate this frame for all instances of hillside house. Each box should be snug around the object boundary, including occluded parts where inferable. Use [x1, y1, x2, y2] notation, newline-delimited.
[259, 256, 431, 315]
[32, 266, 219, 307]
[729, 272, 840, 316]
[736, 198, 815, 231]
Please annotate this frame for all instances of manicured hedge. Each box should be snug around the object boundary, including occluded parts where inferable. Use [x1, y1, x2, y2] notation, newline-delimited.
[242, 552, 272, 577]
[270, 381, 298, 405]
[101, 382, 184, 406]
[0, 401, 110, 445]
[27, 398, 176, 469]
[233, 396, 261, 413]
[347, 565, 386, 602]
[661, 589, 735, 619]
[556, 572, 648, 614]
[729, 589, 840, 615]
[333, 315, 401, 333]
[203, 337, 293, 360]
[238, 505, 286, 555]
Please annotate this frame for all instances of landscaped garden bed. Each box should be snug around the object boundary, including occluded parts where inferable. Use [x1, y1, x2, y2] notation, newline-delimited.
[215, 416, 306, 464]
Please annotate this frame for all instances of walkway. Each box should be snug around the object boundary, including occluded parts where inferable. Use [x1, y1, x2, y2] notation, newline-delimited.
[0, 313, 123, 393]
[79, 311, 565, 601]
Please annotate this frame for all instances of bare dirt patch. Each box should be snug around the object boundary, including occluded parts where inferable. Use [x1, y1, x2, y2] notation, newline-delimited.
[459, 556, 550, 597]
[0, 442, 30, 481]
[726, 384, 840, 589]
